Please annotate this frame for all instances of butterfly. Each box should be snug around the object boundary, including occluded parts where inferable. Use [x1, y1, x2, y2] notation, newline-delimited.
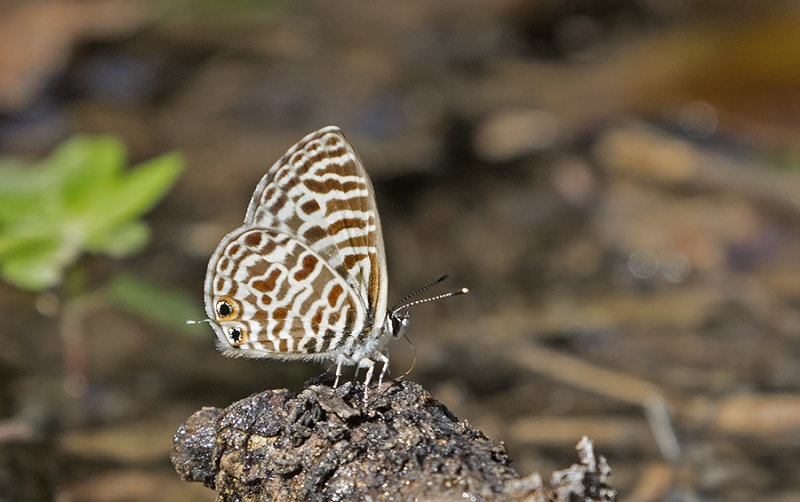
[195, 126, 466, 396]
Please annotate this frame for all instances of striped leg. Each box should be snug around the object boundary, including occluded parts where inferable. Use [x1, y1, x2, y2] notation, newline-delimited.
[375, 352, 389, 391]
[333, 353, 345, 388]
[360, 357, 375, 403]
[360, 352, 390, 403]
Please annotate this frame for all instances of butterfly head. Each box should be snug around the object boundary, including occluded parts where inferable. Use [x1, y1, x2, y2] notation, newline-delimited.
[387, 274, 469, 338]
[387, 309, 410, 338]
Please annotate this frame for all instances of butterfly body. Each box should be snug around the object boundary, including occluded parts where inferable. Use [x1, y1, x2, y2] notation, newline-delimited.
[203, 127, 402, 384]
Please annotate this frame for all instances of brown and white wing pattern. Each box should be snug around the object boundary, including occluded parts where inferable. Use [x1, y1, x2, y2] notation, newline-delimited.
[204, 228, 368, 360]
[244, 126, 388, 321]
[202, 126, 390, 363]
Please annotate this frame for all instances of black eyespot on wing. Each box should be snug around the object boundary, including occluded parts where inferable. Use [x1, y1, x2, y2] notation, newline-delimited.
[217, 300, 233, 317]
[227, 326, 246, 346]
[215, 297, 238, 321]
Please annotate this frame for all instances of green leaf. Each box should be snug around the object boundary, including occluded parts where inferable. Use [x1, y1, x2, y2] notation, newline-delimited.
[0, 135, 184, 292]
[1, 241, 65, 290]
[81, 151, 183, 247]
[52, 136, 125, 212]
[86, 221, 151, 256]
[0, 162, 48, 225]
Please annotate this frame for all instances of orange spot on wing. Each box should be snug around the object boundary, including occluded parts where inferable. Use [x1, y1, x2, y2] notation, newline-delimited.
[302, 254, 317, 272]
[244, 232, 262, 247]
[328, 284, 343, 307]
[343, 254, 368, 269]
[294, 255, 318, 281]
[252, 269, 280, 293]
[311, 307, 323, 327]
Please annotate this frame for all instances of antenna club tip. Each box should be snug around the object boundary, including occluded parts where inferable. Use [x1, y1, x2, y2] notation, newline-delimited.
[461, 288, 470, 294]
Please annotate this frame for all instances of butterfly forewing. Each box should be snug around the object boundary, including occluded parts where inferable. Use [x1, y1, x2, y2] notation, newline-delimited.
[244, 127, 388, 320]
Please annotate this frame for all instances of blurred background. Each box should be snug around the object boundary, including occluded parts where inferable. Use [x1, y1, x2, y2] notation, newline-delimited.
[1, 1, 799, 500]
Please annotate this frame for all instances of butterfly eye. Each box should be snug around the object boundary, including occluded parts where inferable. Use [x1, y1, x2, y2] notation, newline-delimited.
[226, 326, 246, 346]
[390, 314, 409, 337]
[215, 297, 237, 320]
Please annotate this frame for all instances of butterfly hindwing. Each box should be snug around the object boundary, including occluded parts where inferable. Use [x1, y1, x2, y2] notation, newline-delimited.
[243, 127, 388, 319]
[204, 227, 367, 359]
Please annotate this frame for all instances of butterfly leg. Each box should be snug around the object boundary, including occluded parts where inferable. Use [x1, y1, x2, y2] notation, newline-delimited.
[333, 353, 345, 388]
[359, 357, 376, 403]
[375, 352, 390, 392]
[359, 353, 390, 403]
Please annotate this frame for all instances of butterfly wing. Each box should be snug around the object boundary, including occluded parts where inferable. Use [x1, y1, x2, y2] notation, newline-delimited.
[204, 227, 369, 360]
[244, 127, 388, 324]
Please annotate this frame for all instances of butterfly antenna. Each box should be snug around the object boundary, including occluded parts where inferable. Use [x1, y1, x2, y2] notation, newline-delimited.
[391, 287, 469, 316]
[395, 333, 417, 382]
[186, 319, 214, 325]
[390, 274, 452, 313]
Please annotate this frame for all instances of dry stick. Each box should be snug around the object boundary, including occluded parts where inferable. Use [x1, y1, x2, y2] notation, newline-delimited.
[509, 416, 653, 449]
[595, 125, 800, 219]
[59, 292, 107, 398]
[506, 343, 681, 462]
[0, 419, 35, 444]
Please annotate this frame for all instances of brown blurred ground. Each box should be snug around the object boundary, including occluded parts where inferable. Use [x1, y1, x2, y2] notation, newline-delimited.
[1, 1, 799, 501]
